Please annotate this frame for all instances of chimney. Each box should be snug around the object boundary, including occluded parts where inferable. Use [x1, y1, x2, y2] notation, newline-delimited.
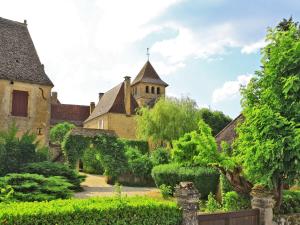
[51, 92, 58, 104]
[98, 93, 104, 102]
[124, 76, 131, 115]
[90, 102, 95, 115]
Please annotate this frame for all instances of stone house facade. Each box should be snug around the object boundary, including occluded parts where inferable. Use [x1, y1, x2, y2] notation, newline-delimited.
[0, 17, 53, 145]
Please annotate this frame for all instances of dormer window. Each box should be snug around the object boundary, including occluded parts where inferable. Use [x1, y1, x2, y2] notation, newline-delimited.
[146, 86, 149, 93]
[151, 86, 155, 94]
[11, 90, 28, 117]
[157, 87, 160, 94]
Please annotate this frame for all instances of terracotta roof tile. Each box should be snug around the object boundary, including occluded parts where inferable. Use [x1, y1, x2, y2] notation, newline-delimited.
[51, 104, 90, 127]
[0, 17, 53, 86]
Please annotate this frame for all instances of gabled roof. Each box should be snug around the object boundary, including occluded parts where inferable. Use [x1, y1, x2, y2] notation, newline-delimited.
[51, 104, 90, 127]
[131, 61, 168, 87]
[0, 17, 53, 86]
[85, 82, 139, 123]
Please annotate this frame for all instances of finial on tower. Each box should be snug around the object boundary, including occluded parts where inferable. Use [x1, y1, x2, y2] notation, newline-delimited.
[146, 48, 150, 61]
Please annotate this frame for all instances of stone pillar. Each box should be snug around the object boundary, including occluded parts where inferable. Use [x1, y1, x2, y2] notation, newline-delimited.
[251, 187, 275, 225]
[123, 76, 131, 115]
[174, 182, 200, 225]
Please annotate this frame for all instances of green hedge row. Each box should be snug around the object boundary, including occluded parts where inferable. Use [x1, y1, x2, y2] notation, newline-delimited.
[0, 197, 181, 225]
[152, 164, 219, 199]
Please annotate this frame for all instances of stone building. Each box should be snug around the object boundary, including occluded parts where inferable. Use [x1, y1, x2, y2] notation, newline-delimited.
[84, 61, 168, 139]
[0, 17, 168, 142]
[0, 17, 53, 145]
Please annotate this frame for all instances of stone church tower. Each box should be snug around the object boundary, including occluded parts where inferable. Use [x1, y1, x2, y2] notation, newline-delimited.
[131, 60, 168, 107]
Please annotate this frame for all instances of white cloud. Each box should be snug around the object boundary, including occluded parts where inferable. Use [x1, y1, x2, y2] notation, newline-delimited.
[241, 39, 267, 54]
[212, 74, 253, 103]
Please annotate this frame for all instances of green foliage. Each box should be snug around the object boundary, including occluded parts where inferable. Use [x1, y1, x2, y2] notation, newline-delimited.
[222, 191, 251, 212]
[220, 174, 234, 195]
[50, 122, 75, 144]
[279, 190, 300, 214]
[21, 161, 85, 191]
[120, 139, 149, 154]
[136, 97, 201, 145]
[159, 184, 172, 199]
[62, 134, 90, 168]
[235, 21, 300, 190]
[199, 108, 232, 136]
[0, 173, 73, 202]
[205, 193, 221, 213]
[125, 147, 153, 179]
[0, 185, 14, 203]
[92, 134, 128, 182]
[152, 164, 219, 199]
[0, 125, 49, 176]
[150, 147, 170, 166]
[82, 147, 104, 174]
[0, 197, 182, 225]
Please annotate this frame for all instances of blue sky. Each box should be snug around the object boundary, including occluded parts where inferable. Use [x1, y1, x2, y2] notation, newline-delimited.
[1, 0, 300, 118]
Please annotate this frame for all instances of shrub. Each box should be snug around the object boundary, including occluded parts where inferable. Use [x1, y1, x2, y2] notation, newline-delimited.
[82, 147, 104, 175]
[92, 134, 128, 183]
[159, 184, 172, 199]
[0, 197, 182, 225]
[0, 125, 48, 176]
[220, 174, 234, 195]
[222, 191, 251, 212]
[120, 139, 149, 154]
[50, 122, 75, 144]
[205, 192, 221, 213]
[22, 161, 85, 191]
[151, 148, 170, 166]
[279, 190, 300, 214]
[152, 164, 219, 199]
[125, 147, 153, 179]
[0, 173, 73, 202]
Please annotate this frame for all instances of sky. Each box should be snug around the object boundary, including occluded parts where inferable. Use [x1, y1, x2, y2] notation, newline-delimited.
[1, 0, 300, 118]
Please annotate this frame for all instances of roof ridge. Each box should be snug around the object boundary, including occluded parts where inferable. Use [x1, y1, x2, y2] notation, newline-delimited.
[0, 17, 26, 26]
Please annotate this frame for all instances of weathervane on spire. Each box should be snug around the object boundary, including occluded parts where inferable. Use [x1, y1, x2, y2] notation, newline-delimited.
[146, 48, 150, 61]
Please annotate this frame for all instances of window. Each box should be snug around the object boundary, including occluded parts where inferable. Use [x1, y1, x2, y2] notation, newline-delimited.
[151, 86, 155, 94]
[157, 87, 161, 94]
[11, 90, 28, 117]
[145, 86, 149, 93]
[98, 119, 104, 129]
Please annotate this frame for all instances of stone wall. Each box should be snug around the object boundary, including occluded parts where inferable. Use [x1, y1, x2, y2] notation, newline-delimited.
[0, 79, 52, 145]
[132, 82, 165, 107]
[274, 214, 300, 225]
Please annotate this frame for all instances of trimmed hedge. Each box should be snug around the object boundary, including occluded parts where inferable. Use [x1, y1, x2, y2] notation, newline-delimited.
[152, 164, 219, 199]
[120, 139, 149, 154]
[0, 197, 182, 225]
[22, 161, 85, 191]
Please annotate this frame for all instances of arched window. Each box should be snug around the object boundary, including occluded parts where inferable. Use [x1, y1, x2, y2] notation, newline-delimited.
[157, 87, 160, 94]
[146, 86, 149, 93]
[151, 86, 155, 94]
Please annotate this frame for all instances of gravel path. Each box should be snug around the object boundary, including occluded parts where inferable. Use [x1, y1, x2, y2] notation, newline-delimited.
[74, 173, 158, 198]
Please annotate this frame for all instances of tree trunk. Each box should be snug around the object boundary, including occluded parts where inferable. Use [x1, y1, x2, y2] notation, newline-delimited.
[216, 165, 253, 195]
[273, 179, 283, 212]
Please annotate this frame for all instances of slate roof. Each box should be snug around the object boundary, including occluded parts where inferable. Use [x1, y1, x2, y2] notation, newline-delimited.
[51, 104, 90, 127]
[0, 17, 53, 86]
[215, 114, 244, 149]
[131, 61, 168, 87]
[70, 127, 116, 138]
[85, 82, 139, 123]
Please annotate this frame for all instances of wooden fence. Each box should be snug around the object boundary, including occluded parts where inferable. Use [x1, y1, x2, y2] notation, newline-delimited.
[197, 209, 260, 225]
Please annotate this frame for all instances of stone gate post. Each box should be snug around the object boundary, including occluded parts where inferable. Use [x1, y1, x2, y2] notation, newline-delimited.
[174, 182, 200, 225]
[251, 187, 275, 225]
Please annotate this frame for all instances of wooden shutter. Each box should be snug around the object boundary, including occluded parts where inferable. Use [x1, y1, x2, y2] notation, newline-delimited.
[12, 90, 28, 117]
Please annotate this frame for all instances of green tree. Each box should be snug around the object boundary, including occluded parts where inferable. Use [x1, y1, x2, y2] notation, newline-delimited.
[199, 108, 232, 136]
[235, 19, 300, 208]
[136, 97, 201, 146]
[50, 122, 75, 144]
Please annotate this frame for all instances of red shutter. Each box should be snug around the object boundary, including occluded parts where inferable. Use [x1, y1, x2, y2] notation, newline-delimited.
[12, 90, 28, 117]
